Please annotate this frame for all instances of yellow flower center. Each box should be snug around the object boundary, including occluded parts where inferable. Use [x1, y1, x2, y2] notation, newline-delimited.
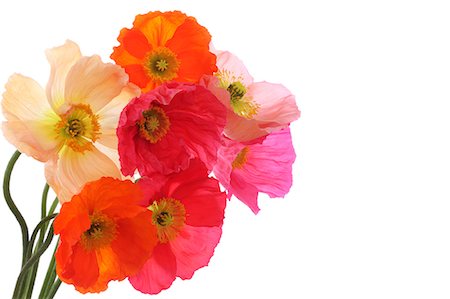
[227, 82, 259, 119]
[81, 213, 116, 250]
[148, 198, 186, 243]
[215, 70, 259, 119]
[232, 146, 250, 169]
[138, 106, 170, 143]
[145, 47, 180, 82]
[55, 104, 100, 153]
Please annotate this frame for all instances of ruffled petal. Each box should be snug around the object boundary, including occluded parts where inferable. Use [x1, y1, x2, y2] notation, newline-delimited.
[129, 243, 177, 294]
[47, 146, 122, 203]
[170, 225, 222, 279]
[64, 56, 129, 113]
[97, 83, 140, 149]
[2, 74, 60, 161]
[165, 84, 226, 171]
[45, 40, 82, 112]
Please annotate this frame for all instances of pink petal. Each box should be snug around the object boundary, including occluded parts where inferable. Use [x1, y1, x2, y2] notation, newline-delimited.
[64, 56, 129, 113]
[129, 243, 177, 295]
[229, 171, 260, 213]
[45, 40, 82, 113]
[224, 111, 268, 142]
[215, 51, 253, 86]
[170, 225, 222, 279]
[227, 128, 295, 214]
[249, 82, 300, 127]
[242, 128, 296, 198]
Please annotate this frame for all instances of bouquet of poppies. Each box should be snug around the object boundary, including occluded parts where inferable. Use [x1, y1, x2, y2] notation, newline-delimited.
[1, 10, 300, 298]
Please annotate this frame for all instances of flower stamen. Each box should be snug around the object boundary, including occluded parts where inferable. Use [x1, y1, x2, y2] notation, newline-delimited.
[148, 198, 186, 243]
[55, 104, 100, 153]
[81, 213, 116, 250]
[145, 47, 180, 82]
[232, 146, 250, 169]
[138, 106, 170, 144]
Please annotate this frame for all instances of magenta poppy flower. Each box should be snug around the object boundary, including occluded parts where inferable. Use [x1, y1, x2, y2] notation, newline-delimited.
[129, 159, 226, 294]
[214, 128, 296, 214]
[117, 82, 227, 176]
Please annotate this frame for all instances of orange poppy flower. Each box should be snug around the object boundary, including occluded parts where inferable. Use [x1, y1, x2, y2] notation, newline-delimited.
[111, 11, 217, 92]
[54, 177, 158, 293]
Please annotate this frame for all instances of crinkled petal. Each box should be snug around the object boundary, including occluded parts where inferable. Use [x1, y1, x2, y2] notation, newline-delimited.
[45, 40, 82, 112]
[118, 82, 226, 176]
[170, 225, 222, 279]
[129, 243, 177, 295]
[64, 56, 129, 112]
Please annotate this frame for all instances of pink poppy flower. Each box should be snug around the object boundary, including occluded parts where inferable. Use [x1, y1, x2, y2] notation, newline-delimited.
[1, 40, 139, 202]
[129, 159, 226, 294]
[117, 82, 226, 176]
[202, 51, 300, 142]
[213, 128, 296, 214]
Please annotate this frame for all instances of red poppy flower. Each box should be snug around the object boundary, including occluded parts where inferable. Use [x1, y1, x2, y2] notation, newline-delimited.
[54, 177, 158, 293]
[129, 159, 226, 294]
[111, 11, 217, 92]
[117, 82, 226, 176]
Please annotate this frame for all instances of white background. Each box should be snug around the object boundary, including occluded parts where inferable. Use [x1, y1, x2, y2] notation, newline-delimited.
[1, 0, 450, 298]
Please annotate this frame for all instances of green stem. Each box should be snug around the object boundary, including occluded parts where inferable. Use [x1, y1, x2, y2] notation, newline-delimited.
[13, 226, 54, 299]
[3, 151, 29, 266]
[23, 184, 52, 299]
[48, 197, 59, 216]
[46, 279, 62, 299]
[25, 214, 57, 261]
[38, 242, 58, 299]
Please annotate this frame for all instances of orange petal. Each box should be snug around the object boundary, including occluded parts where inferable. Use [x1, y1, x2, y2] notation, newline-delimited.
[166, 17, 217, 82]
[120, 28, 152, 59]
[124, 64, 151, 89]
[133, 11, 187, 48]
[45, 40, 82, 113]
[111, 39, 143, 66]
